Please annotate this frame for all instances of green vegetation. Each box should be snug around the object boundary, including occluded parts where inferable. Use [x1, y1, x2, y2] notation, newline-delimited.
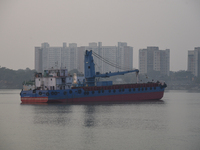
[0, 67, 35, 89]
[0, 66, 199, 90]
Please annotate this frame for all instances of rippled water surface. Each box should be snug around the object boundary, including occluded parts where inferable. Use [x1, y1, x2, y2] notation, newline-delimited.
[0, 89, 200, 150]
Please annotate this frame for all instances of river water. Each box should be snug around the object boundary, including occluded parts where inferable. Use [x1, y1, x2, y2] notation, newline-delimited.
[0, 89, 200, 150]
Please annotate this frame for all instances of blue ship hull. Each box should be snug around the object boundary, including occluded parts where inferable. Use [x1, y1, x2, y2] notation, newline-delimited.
[20, 83, 166, 103]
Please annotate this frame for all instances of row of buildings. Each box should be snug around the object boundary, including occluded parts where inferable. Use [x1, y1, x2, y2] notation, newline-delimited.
[35, 42, 133, 74]
[138, 46, 200, 77]
[35, 42, 200, 78]
[35, 42, 171, 76]
[139, 46, 200, 77]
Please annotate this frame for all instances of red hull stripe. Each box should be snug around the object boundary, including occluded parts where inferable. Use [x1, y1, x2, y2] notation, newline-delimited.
[21, 97, 48, 103]
[21, 91, 164, 103]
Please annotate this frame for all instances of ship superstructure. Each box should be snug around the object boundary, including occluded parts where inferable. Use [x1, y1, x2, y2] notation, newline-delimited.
[34, 69, 84, 91]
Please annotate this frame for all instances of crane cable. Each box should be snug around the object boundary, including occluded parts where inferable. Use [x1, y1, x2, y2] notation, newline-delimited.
[92, 51, 131, 71]
[92, 52, 129, 70]
[93, 53, 129, 71]
[92, 51, 131, 70]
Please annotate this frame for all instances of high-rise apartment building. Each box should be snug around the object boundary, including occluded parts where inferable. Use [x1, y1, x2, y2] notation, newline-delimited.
[187, 47, 200, 77]
[117, 42, 133, 72]
[77, 46, 86, 74]
[35, 42, 78, 73]
[35, 47, 43, 73]
[139, 47, 170, 76]
[188, 50, 195, 75]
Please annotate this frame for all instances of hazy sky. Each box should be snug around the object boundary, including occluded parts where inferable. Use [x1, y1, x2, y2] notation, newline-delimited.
[0, 0, 200, 71]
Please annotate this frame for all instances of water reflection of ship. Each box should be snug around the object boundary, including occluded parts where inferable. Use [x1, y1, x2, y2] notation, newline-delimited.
[84, 105, 97, 127]
[24, 104, 101, 127]
[21, 100, 164, 127]
[30, 104, 73, 126]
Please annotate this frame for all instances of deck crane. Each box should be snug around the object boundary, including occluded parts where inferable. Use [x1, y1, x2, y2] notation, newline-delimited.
[84, 50, 139, 86]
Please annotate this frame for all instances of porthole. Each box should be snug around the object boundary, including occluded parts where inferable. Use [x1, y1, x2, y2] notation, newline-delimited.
[78, 90, 81, 94]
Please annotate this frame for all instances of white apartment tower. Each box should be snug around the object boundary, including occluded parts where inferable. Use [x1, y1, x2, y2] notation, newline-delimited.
[117, 42, 133, 72]
[35, 42, 78, 73]
[139, 47, 170, 76]
[187, 47, 200, 77]
[35, 47, 43, 73]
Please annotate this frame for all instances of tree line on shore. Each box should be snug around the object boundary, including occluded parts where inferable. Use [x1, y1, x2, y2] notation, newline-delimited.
[0, 67, 35, 89]
[0, 66, 199, 89]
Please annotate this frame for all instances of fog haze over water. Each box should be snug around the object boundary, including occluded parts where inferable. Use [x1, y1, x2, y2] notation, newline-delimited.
[0, 0, 200, 71]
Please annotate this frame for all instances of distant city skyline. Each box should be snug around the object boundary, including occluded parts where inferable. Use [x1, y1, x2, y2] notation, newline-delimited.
[0, 0, 200, 71]
[1, 41, 200, 73]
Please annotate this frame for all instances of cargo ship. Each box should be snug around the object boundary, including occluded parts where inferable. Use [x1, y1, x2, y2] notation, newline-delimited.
[20, 50, 167, 103]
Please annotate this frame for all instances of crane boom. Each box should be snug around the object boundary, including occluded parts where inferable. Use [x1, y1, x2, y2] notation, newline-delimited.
[84, 50, 139, 86]
[95, 70, 139, 78]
